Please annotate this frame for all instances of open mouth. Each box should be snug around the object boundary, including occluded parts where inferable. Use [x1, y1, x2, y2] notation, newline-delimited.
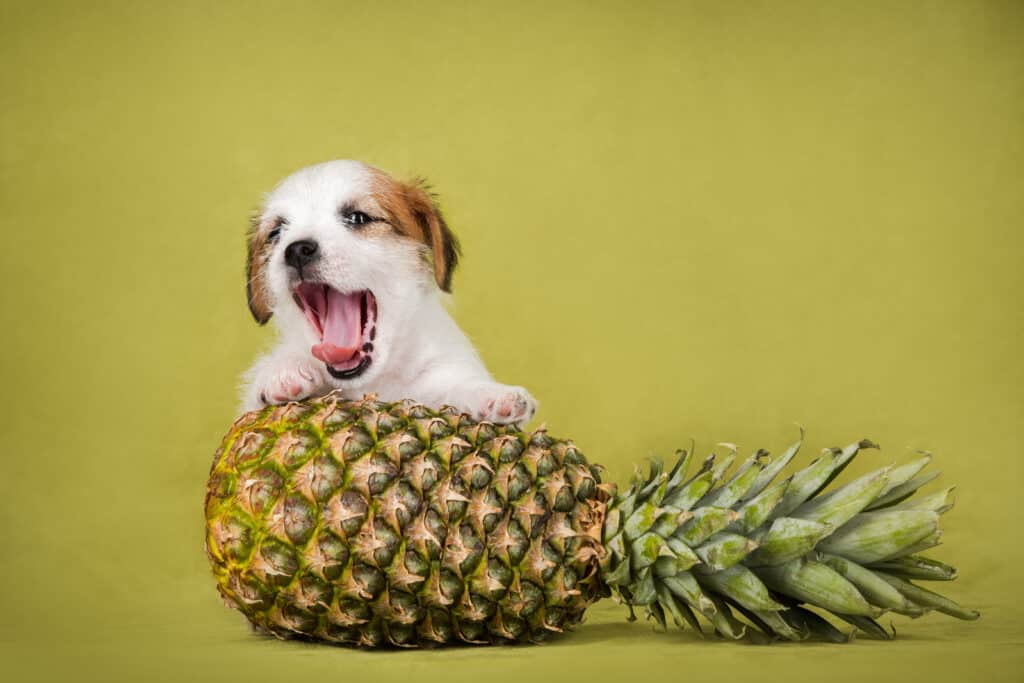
[293, 282, 377, 380]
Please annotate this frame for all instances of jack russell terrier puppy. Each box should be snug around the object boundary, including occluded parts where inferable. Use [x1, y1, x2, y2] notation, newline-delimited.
[241, 159, 537, 425]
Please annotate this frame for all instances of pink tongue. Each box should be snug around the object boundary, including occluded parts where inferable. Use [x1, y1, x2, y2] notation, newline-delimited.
[310, 289, 362, 366]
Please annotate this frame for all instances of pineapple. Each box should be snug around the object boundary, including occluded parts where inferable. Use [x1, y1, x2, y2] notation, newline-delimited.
[204, 393, 978, 646]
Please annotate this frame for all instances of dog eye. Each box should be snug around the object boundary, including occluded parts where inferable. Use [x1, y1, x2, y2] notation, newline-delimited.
[342, 210, 373, 227]
[266, 218, 287, 243]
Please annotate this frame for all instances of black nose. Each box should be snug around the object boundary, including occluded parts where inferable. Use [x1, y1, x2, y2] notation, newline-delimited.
[284, 240, 319, 270]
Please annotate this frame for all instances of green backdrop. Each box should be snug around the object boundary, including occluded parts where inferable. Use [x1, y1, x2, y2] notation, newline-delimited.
[2, 1, 1021, 681]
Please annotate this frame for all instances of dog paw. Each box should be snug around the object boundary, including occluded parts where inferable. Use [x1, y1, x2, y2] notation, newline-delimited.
[469, 384, 537, 425]
[255, 363, 323, 406]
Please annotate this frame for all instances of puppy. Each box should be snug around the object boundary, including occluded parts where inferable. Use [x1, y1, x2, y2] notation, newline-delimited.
[240, 160, 537, 425]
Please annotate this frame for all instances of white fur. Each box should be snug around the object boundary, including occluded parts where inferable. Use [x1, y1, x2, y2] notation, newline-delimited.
[240, 160, 537, 425]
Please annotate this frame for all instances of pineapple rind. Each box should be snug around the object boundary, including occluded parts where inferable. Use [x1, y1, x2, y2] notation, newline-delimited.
[206, 394, 611, 647]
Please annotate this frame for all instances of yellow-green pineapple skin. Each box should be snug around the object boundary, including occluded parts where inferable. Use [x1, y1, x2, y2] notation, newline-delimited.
[205, 394, 611, 646]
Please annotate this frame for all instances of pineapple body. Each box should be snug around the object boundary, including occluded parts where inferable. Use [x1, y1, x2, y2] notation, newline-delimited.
[205, 395, 611, 646]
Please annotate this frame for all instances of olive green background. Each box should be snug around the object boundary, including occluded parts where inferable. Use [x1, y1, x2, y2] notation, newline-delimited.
[2, 0, 1022, 681]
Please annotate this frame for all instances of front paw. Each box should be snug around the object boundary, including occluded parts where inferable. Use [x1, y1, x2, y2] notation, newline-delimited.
[468, 384, 537, 425]
[252, 362, 322, 407]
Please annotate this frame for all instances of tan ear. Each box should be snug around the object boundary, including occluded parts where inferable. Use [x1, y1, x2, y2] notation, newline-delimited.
[403, 179, 461, 292]
[246, 217, 273, 324]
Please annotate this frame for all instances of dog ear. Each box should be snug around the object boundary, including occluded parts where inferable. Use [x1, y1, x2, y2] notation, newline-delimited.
[246, 217, 273, 324]
[404, 179, 461, 292]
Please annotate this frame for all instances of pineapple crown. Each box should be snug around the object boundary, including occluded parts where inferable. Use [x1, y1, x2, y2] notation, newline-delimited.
[598, 433, 978, 641]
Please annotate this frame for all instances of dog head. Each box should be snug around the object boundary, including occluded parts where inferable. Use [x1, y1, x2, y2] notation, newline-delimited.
[246, 160, 460, 384]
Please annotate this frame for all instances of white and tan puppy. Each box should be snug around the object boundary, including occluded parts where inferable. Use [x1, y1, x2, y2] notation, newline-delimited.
[241, 160, 536, 425]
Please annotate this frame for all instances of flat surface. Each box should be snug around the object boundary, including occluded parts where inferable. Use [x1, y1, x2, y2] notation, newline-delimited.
[1, 1, 1022, 681]
[3, 598, 1022, 683]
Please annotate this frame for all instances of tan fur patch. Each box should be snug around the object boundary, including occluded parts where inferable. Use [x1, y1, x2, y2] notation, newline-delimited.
[368, 168, 460, 291]
[246, 215, 275, 324]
